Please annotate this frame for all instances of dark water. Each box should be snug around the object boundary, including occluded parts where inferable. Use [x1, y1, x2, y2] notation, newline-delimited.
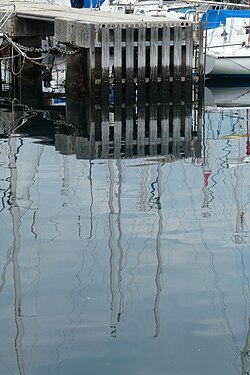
[1, 78, 250, 375]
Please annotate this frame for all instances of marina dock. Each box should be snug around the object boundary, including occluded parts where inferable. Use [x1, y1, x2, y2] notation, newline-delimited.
[0, 2, 204, 100]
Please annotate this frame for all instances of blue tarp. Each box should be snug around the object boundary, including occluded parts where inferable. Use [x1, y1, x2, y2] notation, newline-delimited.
[71, 0, 105, 8]
[201, 9, 250, 30]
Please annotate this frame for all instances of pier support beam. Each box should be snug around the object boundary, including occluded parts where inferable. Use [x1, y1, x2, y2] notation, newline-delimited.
[65, 50, 85, 94]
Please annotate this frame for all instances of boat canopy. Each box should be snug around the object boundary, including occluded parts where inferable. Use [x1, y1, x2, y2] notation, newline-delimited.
[201, 9, 250, 29]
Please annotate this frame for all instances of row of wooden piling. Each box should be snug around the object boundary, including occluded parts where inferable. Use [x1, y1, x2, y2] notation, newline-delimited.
[61, 18, 204, 98]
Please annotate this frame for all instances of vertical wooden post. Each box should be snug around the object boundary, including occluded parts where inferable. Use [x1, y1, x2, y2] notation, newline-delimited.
[94, 46, 102, 96]
[126, 26, 134, 101]
[162, 26, 170, 97]
[114, 25, 122, 102]
[185, 25, 193, 83]
[181, 25, 193, 103]
[138, 25, 146, 103]
[89, 25, 96, 95]
[79, 24, 96, 95]
[102, 26, 110, 104]
[101, 26, 110, 159]
[173, 25, 182, 94]
[150, 26, 158, 96]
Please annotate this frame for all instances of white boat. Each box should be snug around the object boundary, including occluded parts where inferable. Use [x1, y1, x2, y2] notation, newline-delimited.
[132, 0, 191, 18]
[203, 9, 250, 77]
[100, 0, 192, 17]
[205, 44, 250, 77]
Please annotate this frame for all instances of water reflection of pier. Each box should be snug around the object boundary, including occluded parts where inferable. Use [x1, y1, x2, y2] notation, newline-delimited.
[56, 96, 203, 161]
[3, 84, 250, 374]
[0, 94, 203, 161]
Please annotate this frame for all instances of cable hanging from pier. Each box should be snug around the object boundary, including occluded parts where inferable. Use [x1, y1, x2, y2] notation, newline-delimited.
[3, 34, 78, 55]
[2, 34, 79, 72]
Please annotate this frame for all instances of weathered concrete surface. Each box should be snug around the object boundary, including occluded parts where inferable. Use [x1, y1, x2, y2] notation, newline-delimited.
[0, 2, 191, 46]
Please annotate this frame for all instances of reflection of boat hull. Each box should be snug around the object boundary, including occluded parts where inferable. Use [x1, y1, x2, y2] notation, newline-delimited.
[205, 83, 250, 108]
[205, 47, 250, 77]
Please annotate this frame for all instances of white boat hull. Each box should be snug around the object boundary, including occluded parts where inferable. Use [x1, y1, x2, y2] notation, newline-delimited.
[205, 46, 250, 77]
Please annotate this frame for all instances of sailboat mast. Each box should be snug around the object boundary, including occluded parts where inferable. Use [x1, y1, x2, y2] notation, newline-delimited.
[249, 0, 250, 44]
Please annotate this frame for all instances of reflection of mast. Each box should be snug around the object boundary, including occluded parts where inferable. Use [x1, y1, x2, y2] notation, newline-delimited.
[231, 132, 247, 244]
[9, 137, 26, 375]
[88, 160, 94, 239]
[153, 163, 163, 338]
[116, 159, 124, 325]
[201, 118, 212, 216]
[108, 160, 117, 338]
[61, 155, 69, 205]
[241, 318, 250, 375]
[108, 159, 124, 337]
[233, 166, 245, 239]
[244, 108, 250, 162]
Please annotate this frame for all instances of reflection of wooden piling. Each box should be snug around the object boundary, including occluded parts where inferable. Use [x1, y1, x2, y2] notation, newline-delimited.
[184, 104, 192, 158]
[172, 105, 181, 158]
[114, 104, 122, 159]
[125, 105, 134, 157]
[137, 105, 146, 157]
[149, 104, 158, 156]
[102, 98, 110, 159]
[161, 103, 169, 157]
[59, 93, 202, 161]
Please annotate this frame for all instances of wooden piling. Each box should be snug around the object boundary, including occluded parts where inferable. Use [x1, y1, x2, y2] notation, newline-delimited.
[173, 26, 182, 94]
[126, 26, 134, 101]
[101, 27, 110, 102]
[114, 25, 122, 102]
[150, 26, 158, 95]
[161, 26, 170, 97]
[137, 26, 146, 103]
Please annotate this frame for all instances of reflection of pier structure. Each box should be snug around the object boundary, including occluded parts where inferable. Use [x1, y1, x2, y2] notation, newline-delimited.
[0, 95, 203, 161]
[55, 96, 202, 160]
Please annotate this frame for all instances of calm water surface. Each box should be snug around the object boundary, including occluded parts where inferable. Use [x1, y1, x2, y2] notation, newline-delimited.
[1, 83, 250, 375]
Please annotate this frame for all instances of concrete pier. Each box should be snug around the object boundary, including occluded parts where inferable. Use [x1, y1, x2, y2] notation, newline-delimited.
[0, 3, 204, 99]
